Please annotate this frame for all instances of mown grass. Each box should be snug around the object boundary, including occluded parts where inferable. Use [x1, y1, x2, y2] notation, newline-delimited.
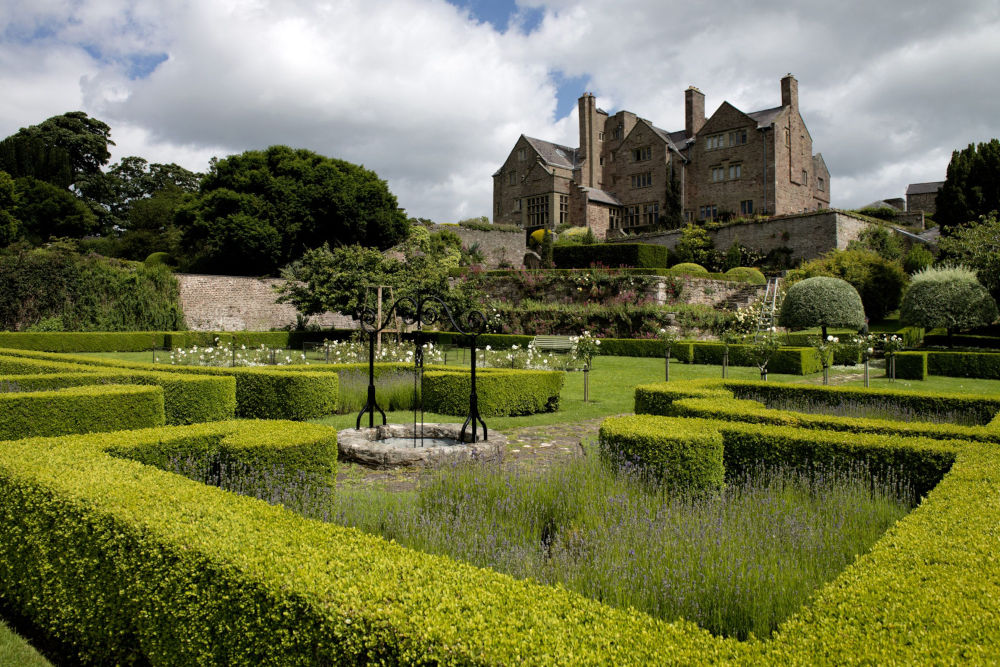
[0, 620, 51, 666]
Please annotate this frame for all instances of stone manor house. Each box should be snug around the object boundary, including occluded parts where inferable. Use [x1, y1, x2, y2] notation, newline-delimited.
[493, 74, 830, 239]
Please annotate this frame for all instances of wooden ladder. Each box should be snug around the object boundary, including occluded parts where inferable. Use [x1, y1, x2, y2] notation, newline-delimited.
[754, 277, 781, 340]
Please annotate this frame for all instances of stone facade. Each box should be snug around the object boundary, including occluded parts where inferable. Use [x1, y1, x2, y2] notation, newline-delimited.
[906, 181, 944, 215]
[176, 274, 357, 331]
[493, 74, 830, 239]
[608, 210, 872, 264]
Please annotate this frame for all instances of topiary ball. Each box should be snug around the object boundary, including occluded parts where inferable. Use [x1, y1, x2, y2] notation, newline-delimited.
[779, 276, 866, 331]
[724, 267, 766, 284]
[144, 252, 173, 267]
[671, 262, 709, 276]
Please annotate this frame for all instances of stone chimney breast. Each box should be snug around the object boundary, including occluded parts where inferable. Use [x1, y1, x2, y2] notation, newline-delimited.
[685, 86, 705, 138]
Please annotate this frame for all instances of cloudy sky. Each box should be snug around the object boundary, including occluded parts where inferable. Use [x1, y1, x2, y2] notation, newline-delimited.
[2, 0, 998, 223]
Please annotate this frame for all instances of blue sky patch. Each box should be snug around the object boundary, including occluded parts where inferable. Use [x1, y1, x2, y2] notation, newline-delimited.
[81, 43, 167, 79]
[552, 71, 589, 119]
[446, 0, 544, 33]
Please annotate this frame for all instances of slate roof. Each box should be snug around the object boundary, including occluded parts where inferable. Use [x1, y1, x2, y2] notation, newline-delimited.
[523, 136, 579, 170]
[579, 187, 622, 206]
[747, 105, 783, 128]
[906, 181, 945, 195]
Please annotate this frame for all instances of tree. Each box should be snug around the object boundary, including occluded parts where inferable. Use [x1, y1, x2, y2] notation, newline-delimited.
[902, 243, 935, 275]
[899, 265, 998, 339]
[660, 164, 683, 230]
[938, 211, 1000, 301]
[674, 223, 713, 266]
[778, 276, 866, 340]
[936, 139, 1000, 234]
[786, 249, 906, 322]
[12, 177, 98, 244]
[0, 171, 20, 245]
[1, 112, 113, 189]
[177, 146, 409, 275]
[847, 224, 902, 262]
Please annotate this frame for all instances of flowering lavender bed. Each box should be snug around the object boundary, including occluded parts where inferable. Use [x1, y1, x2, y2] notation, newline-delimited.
[170, 448, 912, 640]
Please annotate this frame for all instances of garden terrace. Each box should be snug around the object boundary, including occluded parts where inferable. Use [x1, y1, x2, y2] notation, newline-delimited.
[2, 413, 999, 662]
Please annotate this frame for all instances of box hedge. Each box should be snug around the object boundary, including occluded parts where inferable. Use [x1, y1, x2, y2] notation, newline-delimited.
[923, 333, 1000, 349]
[553, 243, 669, 269]
[2, 417, 1000, 661]
[0, 331, 169, 352]
[928, 351, 1000, 380]
[598, 414, 725, 490]
[692, 343, 823, 374]
[0, 384, 165, 440]
[421, 369, 564, 417]
[0, 352, 235, 425]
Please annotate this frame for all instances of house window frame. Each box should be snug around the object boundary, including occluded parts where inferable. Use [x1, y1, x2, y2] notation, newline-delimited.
[631, 172, 653, 189]
[632, 146, 652, 162]
[559, 195, 569, 224]
[729, 163, 742, 180]
[508, 172, 516, 186]
[642, 202, 660, 226]
[711, 166, 725, 183]
[740, 199, 754, 215]
[527, 195, 550, 228]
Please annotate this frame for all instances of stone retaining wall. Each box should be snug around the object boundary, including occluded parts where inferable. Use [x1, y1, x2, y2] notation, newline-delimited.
[176, 274, 357, 332]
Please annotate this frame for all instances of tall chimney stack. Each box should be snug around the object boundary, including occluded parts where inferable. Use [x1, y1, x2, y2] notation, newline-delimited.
[781, 73, 798, 110]
[685, 86, 705, 138]
[578, 92, 599, 188]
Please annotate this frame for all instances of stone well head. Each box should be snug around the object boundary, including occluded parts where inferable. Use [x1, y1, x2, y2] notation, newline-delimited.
[338, 423, 506, 469]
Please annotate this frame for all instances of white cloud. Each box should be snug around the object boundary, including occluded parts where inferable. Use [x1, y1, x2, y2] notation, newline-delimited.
[1, 0, 999, 220]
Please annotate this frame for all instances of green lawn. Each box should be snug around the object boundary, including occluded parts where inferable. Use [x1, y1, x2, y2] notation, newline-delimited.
[0, 620, 50, 666]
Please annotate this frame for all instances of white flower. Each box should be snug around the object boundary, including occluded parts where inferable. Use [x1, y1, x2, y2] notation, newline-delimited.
[827, 335, 834, 342]
[867, 347, 874, 354]
[485, 345, 491, 351]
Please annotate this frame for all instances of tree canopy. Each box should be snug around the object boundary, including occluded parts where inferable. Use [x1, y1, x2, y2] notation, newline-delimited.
[0, 112, 113, 191]
[938, 211, 1000, 301]
[176, 146, 410, 275]
[899, 265, 998, 336]
[778, 276, 866, 338]
[936, 139, 1000, 233]
[786, 248, 906, 322]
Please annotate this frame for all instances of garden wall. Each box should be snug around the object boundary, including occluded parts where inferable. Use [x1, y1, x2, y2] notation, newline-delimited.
[609, 210, 871, 263]
[436, 224, 525, 268]
[176, 274, 358, 332]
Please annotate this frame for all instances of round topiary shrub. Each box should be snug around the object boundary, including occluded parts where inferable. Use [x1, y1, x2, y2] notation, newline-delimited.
[899, 265, 999, 336]
[779, 276, 866, 338]
[724, 267, 766, 284]
[670, 262, 709, 276]
[144, 252, 173, 267]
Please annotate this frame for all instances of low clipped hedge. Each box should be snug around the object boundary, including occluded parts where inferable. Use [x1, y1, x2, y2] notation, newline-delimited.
[421, 369, 564, 417]
[0, 384, 165, 440]
[598, 414, 724, 490]
[3, 415, 1000, 660]
[0, 331, 168, 352]
[0, 352, 235, 425]
[692, 343, 823, 375]
[635, 379, 1000, 428]
[928, 351, 1000, 380]
[923, 333, 1000, 349]
[894, 351, 928, 380]
[669, 396, 1000, 445]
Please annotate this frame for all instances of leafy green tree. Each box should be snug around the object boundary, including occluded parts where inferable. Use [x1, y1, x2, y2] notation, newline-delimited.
[899, 265, 998, 339]
[778, 276, 866, 340]
[540, 229, 554, 269]
[938, 211, 1000, 301]
[177, 146, 409, 274]
[1, 112, 113, 189]
[786, 249, 905, 321]
[674, 223, 713, 266]
[0, 171, 20, 245]
[12, 177, 98, 244]
[660, 164, 683, 230]
[902, 243, 935, 275]
[847, 224, 902, 262]
[0, 133, 73, 188]
[936, 139, 1000, 233]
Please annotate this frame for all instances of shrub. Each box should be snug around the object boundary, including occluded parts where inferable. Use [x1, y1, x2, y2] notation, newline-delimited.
[0, 331, 169, 352]
[421, 369, 563, 417]
[0, 384, 165, 440]
[847, 224, 902, 261]
[598, 414, 724, 491]
[903, 244, 934, 275]
[691, 343, 823, 374]
[552, 243, 669, 269]
[900, 265, 999, 336]
[669, 262, 709, 276]
[723, 267, 766, 284]
[928, 351, 1000, 380]
[673, 224, 714, 267]
[779, 276, 865, 336]
[786, 249, 905, 321]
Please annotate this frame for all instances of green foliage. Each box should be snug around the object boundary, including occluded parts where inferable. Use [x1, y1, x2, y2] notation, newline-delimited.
[0, 244, 185, 331]
[422, 369, 564, 417]
[779, 276, 866, 333]
[855, 206, 898, 221]
[12, 176, 98, 243]
[902, 243, 934, 275]
[847, 224, 902, 262]
[936, 138, 1000, 233]
[669, 262, 709, 276]
[926, 351, 1000, 380]
[176, 146, 409, 275]
[0, 111, 112, 190]
[0, 171, 19, 245]
[552, 243, 669, 269]
[724, 267, 767, 284]
[0, 384, 164, 440]
[899, 265, 999, 334]
[938, 211, 1000, 300]
[673, 223, 714, 266]
[0, 331, 167, 352]
[599, 414, 725, 490]
[787, 249, 905, 321]
[692, 343, 824, 375]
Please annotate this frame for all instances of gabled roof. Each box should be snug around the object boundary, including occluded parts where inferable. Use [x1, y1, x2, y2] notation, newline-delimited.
[523, 136, 579, 170]
[747, 105, 783, 128]
[906, 181, 945, 196]
[635, 120, 688, 154]
[579, 187, 622, 206]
